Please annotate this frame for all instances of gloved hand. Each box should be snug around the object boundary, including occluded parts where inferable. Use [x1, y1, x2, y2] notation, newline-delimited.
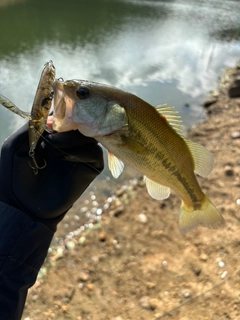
[0, 123, 104, 228]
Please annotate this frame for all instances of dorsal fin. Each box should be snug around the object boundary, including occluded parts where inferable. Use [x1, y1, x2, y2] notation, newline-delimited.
[156, 104, 183, 137]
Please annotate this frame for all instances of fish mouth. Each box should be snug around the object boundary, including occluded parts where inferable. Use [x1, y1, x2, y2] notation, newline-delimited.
[53, 89, 66, 120]
[52, 79, 67, 131]
[53, 78, 65, 91]
[52, 78, 79, 132]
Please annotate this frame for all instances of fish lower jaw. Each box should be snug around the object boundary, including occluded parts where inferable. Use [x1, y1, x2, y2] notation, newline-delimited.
[52, 118, 79, 132]
[77, 123, 119, 138]
[102, 129, 119, 137]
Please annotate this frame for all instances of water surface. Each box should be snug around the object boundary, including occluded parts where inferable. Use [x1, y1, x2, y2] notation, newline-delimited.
[0, 0, 240, 145]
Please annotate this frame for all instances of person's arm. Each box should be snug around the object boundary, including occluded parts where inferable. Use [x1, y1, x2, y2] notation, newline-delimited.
[0, 124, 104, 320]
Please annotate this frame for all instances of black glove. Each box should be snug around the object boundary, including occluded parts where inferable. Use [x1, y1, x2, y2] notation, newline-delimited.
[0, 123, 104, 229]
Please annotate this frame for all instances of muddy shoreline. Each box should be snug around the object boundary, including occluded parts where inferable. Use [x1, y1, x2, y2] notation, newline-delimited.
[23, 64, 240, 320]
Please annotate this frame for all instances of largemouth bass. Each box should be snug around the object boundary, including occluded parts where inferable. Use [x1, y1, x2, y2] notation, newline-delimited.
[52, 79, 225, 233]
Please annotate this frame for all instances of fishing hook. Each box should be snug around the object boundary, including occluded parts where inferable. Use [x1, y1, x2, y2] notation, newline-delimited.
[28, 149, 47, 175]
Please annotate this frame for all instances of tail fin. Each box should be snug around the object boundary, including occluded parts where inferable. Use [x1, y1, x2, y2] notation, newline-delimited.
[179, 196, 225, 234]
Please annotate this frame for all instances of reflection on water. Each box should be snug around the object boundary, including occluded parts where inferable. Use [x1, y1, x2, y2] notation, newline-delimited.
[0, 0, 240, 145]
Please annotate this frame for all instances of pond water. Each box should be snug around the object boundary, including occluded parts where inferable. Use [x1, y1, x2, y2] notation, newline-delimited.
[0, 0, 240, 145]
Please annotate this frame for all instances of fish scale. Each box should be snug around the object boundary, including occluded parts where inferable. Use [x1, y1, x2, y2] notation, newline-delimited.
[52, 79, 225, 233]
[115, 94, 198, 194]
[101, 99, 202, 206]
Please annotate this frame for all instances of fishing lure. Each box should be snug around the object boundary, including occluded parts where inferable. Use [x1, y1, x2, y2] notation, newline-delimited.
[0, 60, 55, 174]
[28, 60, 55, 174]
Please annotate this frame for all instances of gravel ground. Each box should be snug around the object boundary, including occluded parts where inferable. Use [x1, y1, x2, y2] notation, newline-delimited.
[23, 64, 240, 320]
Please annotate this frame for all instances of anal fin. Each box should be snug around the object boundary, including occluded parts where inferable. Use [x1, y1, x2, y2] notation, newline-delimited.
[145, 177, 170, 200]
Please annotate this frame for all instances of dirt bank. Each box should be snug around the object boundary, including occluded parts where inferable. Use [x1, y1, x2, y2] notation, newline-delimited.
[23, 64, 240, 320]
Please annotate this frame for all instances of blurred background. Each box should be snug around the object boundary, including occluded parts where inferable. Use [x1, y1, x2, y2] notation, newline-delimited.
[0, 0, 240, 143]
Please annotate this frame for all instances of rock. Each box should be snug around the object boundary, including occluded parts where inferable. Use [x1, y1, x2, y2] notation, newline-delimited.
[203, 98, 218, 108]
[99, 231, 107, 242]
[61, 305, 69, 312]
[138, 213, 148, 223]
[74, 214, 80, 221]
[228, 78, 240, 98]
[112, 206, 125, 217]
[146, 282, 156, 289]
[91, 256, 100, 264]
[224, 165, 234, 176]
[138, 178, 145, 187]
[182, 290, 191, 298]
[38, 267, 48, 279]
[66, 241, 75, 250]
[231, 131, 240, 139]
[221, 271, 228, 279]
[160, 203, 166, 209]
[149, 298, 159, 310]
[87, 283, 94, 291]
[32, 294, 38, 301]
[218, 261, 226, 268]
[55, 247, 64, 259]
[78, 236, 86, 245]
[162, 260, 168, 267]
[78, 271, 90, 282]
[115, 200, 123, 207]
[139, 296, 159, 310]
[43, 309, 55, 318]
[116, 188, 125, 197]
[190, 263, 202, 276]
[200, 253, 208, 261]
[139, 296, 151, 310]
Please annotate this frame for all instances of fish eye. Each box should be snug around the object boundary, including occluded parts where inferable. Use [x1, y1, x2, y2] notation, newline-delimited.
[76, 87, 90, 99]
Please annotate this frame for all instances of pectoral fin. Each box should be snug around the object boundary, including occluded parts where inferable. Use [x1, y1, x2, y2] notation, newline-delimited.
[108, 152, 124, 178]
[185, 140, 214, 177]
[145, 177, 170, 200]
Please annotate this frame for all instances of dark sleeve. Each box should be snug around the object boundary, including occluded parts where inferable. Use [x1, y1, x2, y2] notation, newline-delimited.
[0, 201, 54, 320]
